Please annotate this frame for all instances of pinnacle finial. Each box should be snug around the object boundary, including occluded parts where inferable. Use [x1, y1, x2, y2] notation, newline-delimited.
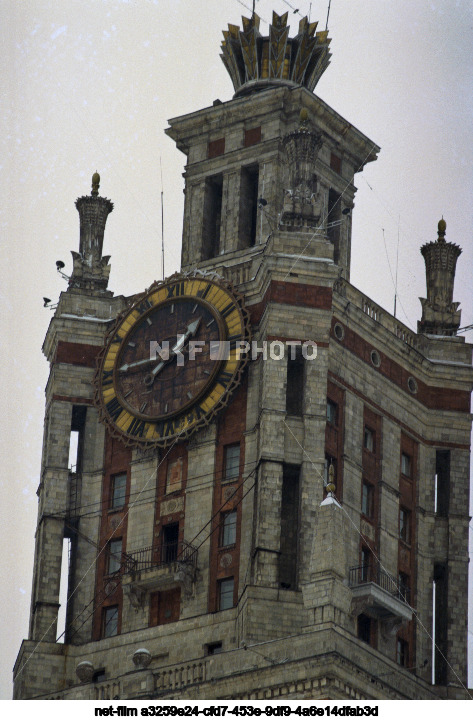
[437, 216, 446, 241]
[91, 171, 100, 197]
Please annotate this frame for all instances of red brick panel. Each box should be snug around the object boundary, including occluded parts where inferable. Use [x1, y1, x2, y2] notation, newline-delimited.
[55, 341, 100, 367]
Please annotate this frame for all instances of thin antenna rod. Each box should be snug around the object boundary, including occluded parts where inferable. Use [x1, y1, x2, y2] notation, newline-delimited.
[394, 214, 400, 318]
[325, 0, 332, 30]
[160, 157, 165, 280]
[309, 2, 312, 22]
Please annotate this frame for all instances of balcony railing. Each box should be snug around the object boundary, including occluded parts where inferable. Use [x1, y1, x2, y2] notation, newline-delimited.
[348, 563, 410, 605]
[122, 541, 198, 575]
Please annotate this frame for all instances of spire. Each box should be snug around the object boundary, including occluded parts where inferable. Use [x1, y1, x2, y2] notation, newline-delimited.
[221, 11, 331, 97]
[418, 218, 462, 336]
[70, 173, 114, 293]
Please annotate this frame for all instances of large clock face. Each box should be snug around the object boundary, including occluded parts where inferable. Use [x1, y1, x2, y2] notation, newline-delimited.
[94, 273, 250, 447]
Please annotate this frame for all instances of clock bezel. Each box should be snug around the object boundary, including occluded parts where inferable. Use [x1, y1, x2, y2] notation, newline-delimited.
[93, 271, 251, 448]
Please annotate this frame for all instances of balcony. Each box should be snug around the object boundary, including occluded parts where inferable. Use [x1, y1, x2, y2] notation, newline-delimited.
[348, 563, 413, 626]
[121, 541, 198, 606]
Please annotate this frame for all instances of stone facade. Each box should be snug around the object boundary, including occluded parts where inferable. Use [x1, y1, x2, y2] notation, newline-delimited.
[14, 11, 472, 702]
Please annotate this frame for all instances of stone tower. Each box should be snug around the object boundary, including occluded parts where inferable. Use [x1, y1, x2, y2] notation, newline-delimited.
[14, 11, 472, 701]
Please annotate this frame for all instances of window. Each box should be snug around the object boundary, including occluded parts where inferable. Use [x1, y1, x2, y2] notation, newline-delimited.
[398, 572, 410, 604]
[162, 523, 179, 563]
[202, 174, 223, 260]
[401, 452, 411, 477]
[107, 539, 122, 575]
[221, 510, 237, 547]
[224, 445, 240, 481]
[360, 547, 372, 583]
[218, 577, 234, 610]
[326, 399, 337, 425]
[102, 606, 118, 638]
[239, 165, 259, 248]
[286, 354, 304, 416]
[397, 638, 409, 667]
[363, 426, 375, 452]
[361, 482, 374, 518]
[435, 450, 450, 516]
[399, 507, 411, 544]
[205, 642, 223, 656]
[357, 614, 372, 645]
[111, 472, 127, 509]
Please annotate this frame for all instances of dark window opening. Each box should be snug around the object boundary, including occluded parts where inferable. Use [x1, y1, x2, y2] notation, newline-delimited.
[162, 523, 179, 563]
[278, 465, 300, 589]
[327, 188, 342, 263]
[286, 353, 304, 416]
[330, 152, 342, 174]
[434, 563, 448, 685]
[220, 510, 237, 547]
[224, 444, 240, 481]
[327, 398, 338, 425]
[102, 606, 118, 638]
[239, 165, 259, 248]
[202, 174, 223, 260]
[218, 577, 234, 610]
[69, 405, 87, 474]
[435, 450, 450, 517]
[399, 507, 411, 544]
[205, 641, 223, 655]
[111, 472, 127, 509]
[398, 572, 410, 604]
[357, 614, 372, 645]
[361, 481, 374, 518]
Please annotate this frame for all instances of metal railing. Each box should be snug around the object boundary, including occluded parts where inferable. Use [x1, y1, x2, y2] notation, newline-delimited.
[122, 540, 198, 575]
[348, 563, 410, 604]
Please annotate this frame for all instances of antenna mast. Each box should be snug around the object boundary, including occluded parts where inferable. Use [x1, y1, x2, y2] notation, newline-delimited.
[160, 157, 165, 280]
[325, 0, 332, 30]
[394, 214, 400, 318]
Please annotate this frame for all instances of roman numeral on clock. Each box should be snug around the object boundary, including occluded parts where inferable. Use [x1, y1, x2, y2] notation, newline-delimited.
[106, 396, 124, 422]
[101, 369, 114, 387]
[127, 417, 146, 437]
[136, 298, 153, 314]
[217, 370, 233, 386]
[221, 302, 235, 318]
[166, 281, 186, 298]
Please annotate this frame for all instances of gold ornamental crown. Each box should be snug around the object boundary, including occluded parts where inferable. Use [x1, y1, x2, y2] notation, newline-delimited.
[221, 11, 331, 97]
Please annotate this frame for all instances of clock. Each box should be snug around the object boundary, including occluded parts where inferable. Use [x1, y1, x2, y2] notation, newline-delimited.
[94, 272, 250, 447]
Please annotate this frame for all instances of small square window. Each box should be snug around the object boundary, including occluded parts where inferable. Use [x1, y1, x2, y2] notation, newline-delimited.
[361, 482, 374, 518]
[111, 472, 127, 509]
[327, 399, 337, 425]
[102, 606, 118, 638]
[224, 445, 240, 481]
[401, 452, 411, 477]
[219, 577, 234, 610]
[364, 427, 375, 453]
[205, 641, 223, 656]
[397, 638, 409, 667]
[399, 507, 411, 544]
[221, 510, 237, 547]
[107, 538, 122, 575]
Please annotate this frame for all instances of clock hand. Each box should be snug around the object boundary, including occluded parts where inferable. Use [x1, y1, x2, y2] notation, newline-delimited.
[118, 356, 159, 372]
[144, 317, 202, 387]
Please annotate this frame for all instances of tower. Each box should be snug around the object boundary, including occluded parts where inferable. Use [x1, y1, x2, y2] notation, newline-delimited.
[14, 11, 472, 701]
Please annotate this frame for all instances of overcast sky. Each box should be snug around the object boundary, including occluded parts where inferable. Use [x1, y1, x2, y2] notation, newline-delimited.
[1, 0, 472, 700]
